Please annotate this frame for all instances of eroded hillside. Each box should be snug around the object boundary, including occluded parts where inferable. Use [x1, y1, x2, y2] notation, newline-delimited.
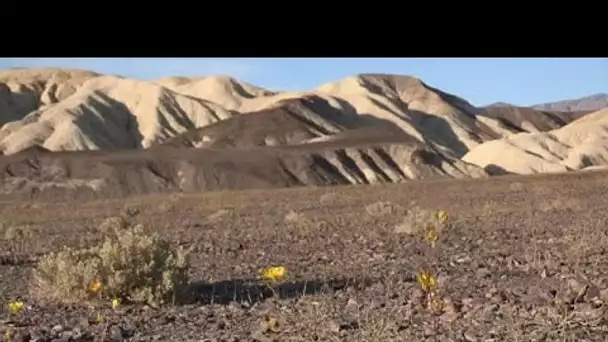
[0, 68, 601, 198]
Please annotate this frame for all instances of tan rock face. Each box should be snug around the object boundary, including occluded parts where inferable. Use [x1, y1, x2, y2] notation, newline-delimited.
[463, 108, 608, 174]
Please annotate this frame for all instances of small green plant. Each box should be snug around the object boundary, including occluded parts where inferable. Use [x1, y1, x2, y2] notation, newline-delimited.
[30, 219, 191, 307]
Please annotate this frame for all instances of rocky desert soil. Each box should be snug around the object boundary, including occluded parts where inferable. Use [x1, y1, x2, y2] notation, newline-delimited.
[2, 170, 608, 342]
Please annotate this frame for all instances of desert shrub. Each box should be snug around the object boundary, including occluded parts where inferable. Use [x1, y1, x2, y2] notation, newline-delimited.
[1, 223, 32, 263]
[30, 220, 191, 307]
[394, 208, 444, 236]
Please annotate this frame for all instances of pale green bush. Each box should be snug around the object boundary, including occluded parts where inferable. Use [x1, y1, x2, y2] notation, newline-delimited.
[31, 220, 191, 307]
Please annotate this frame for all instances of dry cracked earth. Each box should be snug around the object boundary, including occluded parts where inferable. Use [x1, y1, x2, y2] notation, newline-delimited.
[2, 171, 608, 341]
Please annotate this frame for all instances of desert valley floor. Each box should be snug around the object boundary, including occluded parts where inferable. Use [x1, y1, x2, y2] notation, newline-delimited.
[1, 170, 608, 341]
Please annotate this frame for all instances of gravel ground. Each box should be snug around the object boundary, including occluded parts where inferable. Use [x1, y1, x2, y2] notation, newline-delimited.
[2, 171, 608, 341]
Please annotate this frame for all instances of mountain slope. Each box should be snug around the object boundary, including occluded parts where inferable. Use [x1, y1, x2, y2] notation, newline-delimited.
[0, 131, 488, 201]
[155, 75, 277, 111]
[161, 96, 349, 149]
[160, 94, 487, 186]
[480, 106, 585, 133]
[0, 68, 100, 125]
[0, 76, 236, 154]
[462, 108, 608, 174]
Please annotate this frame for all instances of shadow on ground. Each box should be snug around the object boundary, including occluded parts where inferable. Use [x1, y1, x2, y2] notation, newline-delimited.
[0, 254, 38, 266]
[187, 276, 377, 305]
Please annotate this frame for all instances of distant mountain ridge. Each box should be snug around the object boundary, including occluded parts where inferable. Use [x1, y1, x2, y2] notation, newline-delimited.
[531, 93, 608, 112]
[485, 102, 517, 108]
[485, 93, 608, 112]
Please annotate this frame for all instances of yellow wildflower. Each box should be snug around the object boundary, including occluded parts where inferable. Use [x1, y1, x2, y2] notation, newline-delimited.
[8, 299, 24, 313]
[111, 297, 120, 309]
[88, 279, 102, 294]
[425, 225, 438, 248]
[437, 210, 448, 223]
[261, 266, 286, 283]
[416, 270, 437, 292]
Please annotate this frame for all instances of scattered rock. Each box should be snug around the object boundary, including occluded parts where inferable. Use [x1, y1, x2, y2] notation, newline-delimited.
[600, 288, 608, 303]
[251, 330, 272, 342]
[463, 331, 478, 342]
[441, 297, 460, 323]
[584, 284, 601, 302]
[566, 278, 588, 303]
[485, 287, 498, 299]
[200, 306, 214, 318]
[28, 332, 47, 342]
[339, 298, 360, 330]
[71, 326, 87, 341]
[51, 325, 64, 336]
[108, 325, 126, 341]
[440, 310, 459, 323]
[574, 303, 605, 320]
[344, 298, 359, 313]
[77, 318, 90, 330]
[461, 297, 484, 311]
[476, 267, 491, 279]
[328, 320, 341, 333]
[12, 330, 31, 342]
[423, 325, 436, 337]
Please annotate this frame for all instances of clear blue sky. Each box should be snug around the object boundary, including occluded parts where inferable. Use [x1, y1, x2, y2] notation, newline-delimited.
[0, 58, 605, 106]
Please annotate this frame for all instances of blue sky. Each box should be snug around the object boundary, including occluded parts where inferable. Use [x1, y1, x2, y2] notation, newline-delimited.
[0, 58, 605, 106]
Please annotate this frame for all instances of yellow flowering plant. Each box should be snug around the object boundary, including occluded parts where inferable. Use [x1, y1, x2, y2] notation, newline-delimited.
[261, 266, 286, 283]
[425, 224, 439, 248]
[437, 210, 448, 223]
[4, 328, 13, 341]
[260, 266, 287, 297]
[8, 299, 24, 314]
[111, 297, 120, 309]
[416, 269, 437, 292]
[88, 279, 102, 294]
[415, 209, 450, 314]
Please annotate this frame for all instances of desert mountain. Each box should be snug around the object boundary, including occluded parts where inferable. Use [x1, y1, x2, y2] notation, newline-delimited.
[532, 93, 608, 112]
[0, 75, 236, 154]
[463, 108, 608, 174]
[0, 70, 575, 157]
[0, 68, 99, 125]
[0, 67, 603, 198]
